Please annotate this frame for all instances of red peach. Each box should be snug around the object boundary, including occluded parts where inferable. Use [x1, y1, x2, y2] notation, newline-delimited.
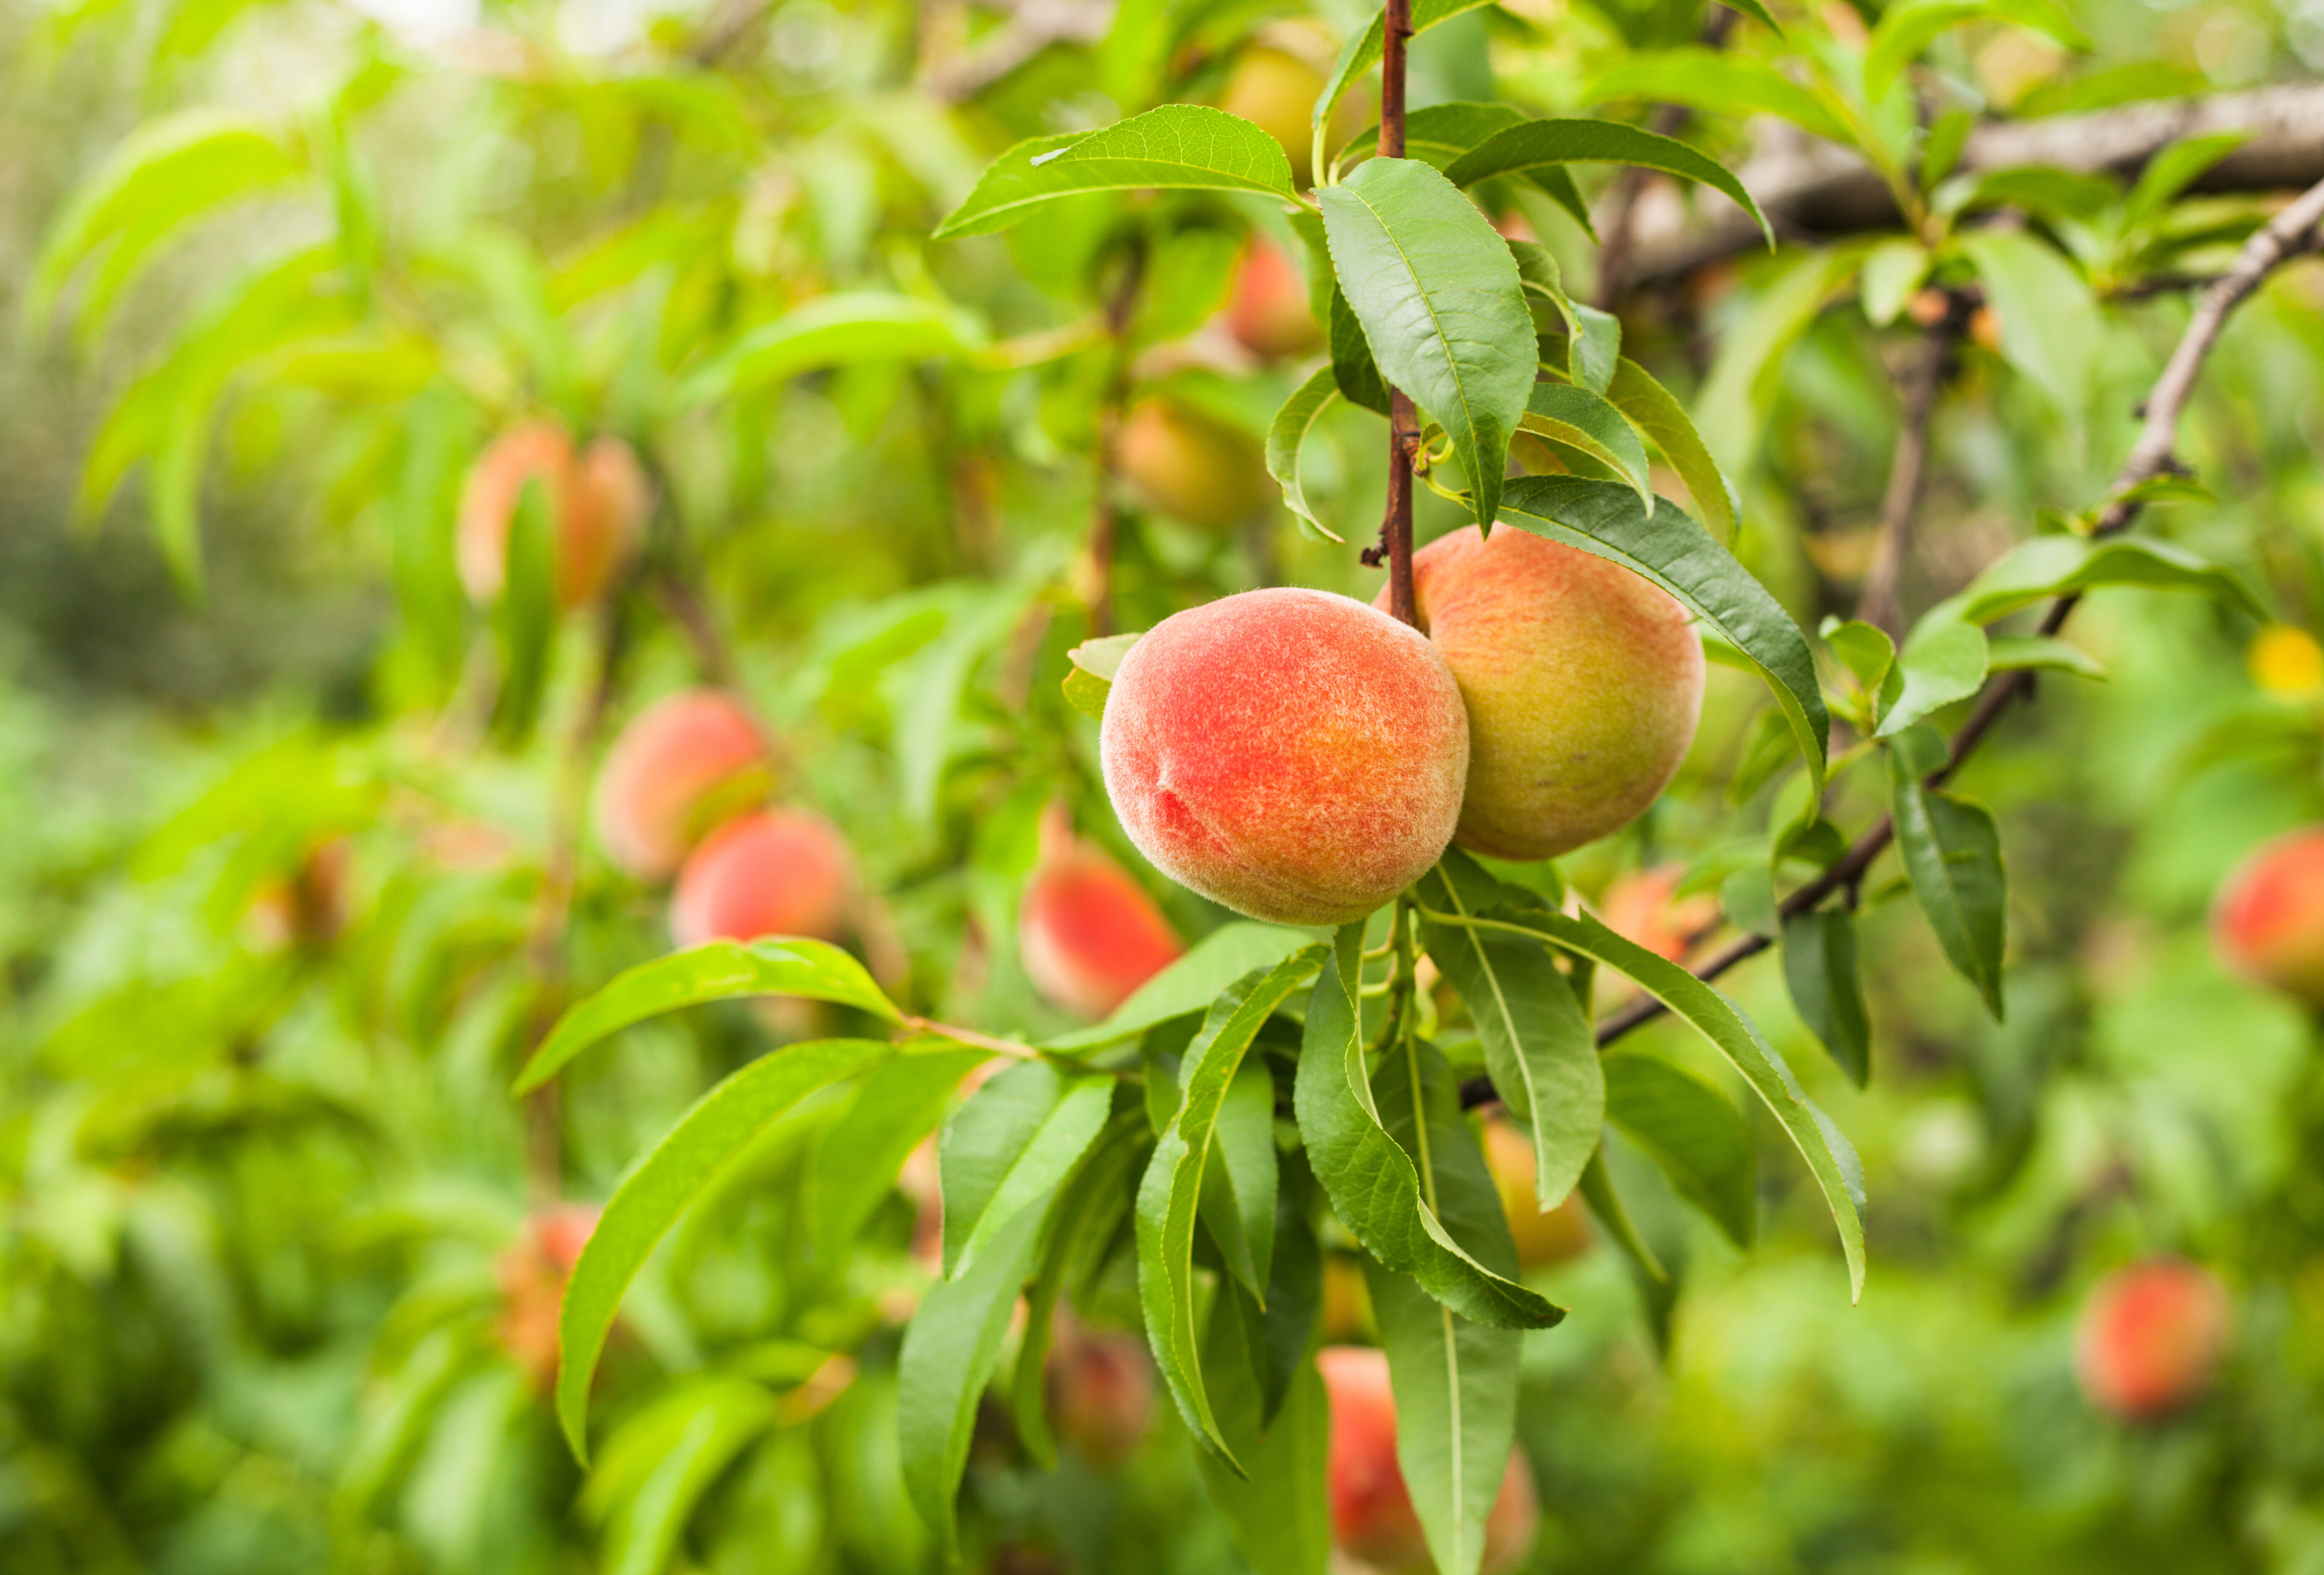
[2075, 1257, 2229, 1421]
[1481, 1117, 1593, 1270]
[669, 809, 855, 948]
[1319, 1346, 1538, 1575]
[1100, 588, 1469, 925]
[1598, 864, 1722, 962]
[1114, 397, 1274, 529]
[2213, 828, 2324, 1005]
[456, 423, 647, 608]
[1047, 1321, 1156, 1469]
[1225, 240, 1322, 359]
[1385, 525, 1703, 860]
[1020, 805, 1183, 1018]
[593, 689, 775, 881]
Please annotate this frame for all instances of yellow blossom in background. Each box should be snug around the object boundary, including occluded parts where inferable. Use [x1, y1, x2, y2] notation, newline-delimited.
[2250, 625, 2324, 695]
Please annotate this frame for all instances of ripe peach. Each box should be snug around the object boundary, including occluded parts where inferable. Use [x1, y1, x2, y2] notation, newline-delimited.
[669, 809, 854, 948]
[1385, 525, 1704, 861]
[2074, 1257, 2229, 1421]
[593, 689, 774, 881]
[1224, 240, 1322, 359]
[2213, 828, 2324, 1005]
[1319, 1346, 1538, 1574]
[456, 423, 647, 608]
[496, 1204, 602, 1389]
[1048, 1320, 1156, 1469]
[1114, 398, 1273, 529]
[1598, 864, 1722, 962]
[1100, 588, 1469, 925]
[1481, 1117, 1593, 1270]
[1020, 805, 1183, 1018]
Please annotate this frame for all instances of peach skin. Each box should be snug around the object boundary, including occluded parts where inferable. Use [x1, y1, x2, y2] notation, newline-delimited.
[669, 808, 854, 947]
[594, 689, 773, 882]
[2214, 827, 2324, 1005]
[1020, 804, 1183, 1018]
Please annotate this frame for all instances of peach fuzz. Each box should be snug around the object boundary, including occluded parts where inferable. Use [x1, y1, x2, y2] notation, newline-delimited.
[1020, 805, 1183, 1019]
[2074, 1257, 2229, 1421]
[1225, 240, 1321, 359]
[1100, 588, 1468, 926]
[456, 422, 647, 608]
[1481, 1116, 1593, 1270]
[669, 808, 855, 948]
[1319, 1346, 1538, 1575]
[593, 689, 773, 881]
[1384, 525, 1703, 861]
[1114, 397, 1273, 529]
[2213, 827, 2324, 1005]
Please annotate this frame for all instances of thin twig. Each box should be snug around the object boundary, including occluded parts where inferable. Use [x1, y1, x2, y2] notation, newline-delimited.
[1460, 174, 2324, 1103]
[1373, 0, 1420, 626]
[1857, 303, 1964, 636]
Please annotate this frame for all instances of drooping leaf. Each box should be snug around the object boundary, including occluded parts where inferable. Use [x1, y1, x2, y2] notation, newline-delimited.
[1329, 285, 1393, 416]
[1199, 1057, 1284, 1298]
[1953, 534, 2266, 624]
[1418, 855, 1601, 1209]
[1606, 357, 1741, 541]
[1197, 1287, 1332, 1575]
[946, 1068, 1113, 1278]
[1242, 1160, 1324, 1423]
[1138, 949, 1328, 1467]
[1888, 724, 2008, 1020]
[1602, 1050, 1759, 1247]
[515, 940, 902, 1092]
[1013, 1117, 1145, 1469]
[1443, 119, 1772, 245]
[1782, 909, 1872, 1086]
[1520, 382, 1654, 506]
[811, 1048, 992, 1270]
[1268, 366, 1348, 543]
[1319, 157, 1535, 530]
[934, 106, 1293, 239]
[1575, 1145, 1666, 1283]
[1498, 477, 1829, 802]
[1293, 926, 1566, 1330]
[1046, 923, 1317, 1052]
[585, 1377, 781, 1575]
[557, 1038, 895, 1459]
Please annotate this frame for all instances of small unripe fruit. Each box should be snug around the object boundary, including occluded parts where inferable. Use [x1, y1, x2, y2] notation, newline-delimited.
[1048, 1321, 1156, 1468]
[1225, 240, 1322, 359]
[457, 423, 647, 607]
[1020, 806, 1183, 1018]
[593, 689, 774, 881]
[1101, 589, 1469, 925]
[2074, 1258, 2229, 1421]
[2213, 827, 2324, 1005]
[1481, 1117, 1593, 1270]
[1385, 525, 1704, 861]
[1598, 864, 1722, 962]
[1320, 1346, 1538, 1574]
[669, 809, 855, 948]
[1114, 397, 1273, 529]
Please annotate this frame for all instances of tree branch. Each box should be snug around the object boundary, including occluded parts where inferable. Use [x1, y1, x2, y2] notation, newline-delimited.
[1374, 0, 1420, 627]
[1462, 172, 2324, 1103]
[1857, 303, 1963, 636]
[1593, 7, 1736, 308]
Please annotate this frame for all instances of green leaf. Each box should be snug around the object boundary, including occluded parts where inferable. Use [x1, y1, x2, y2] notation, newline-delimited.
[1200, 1058, 1284, 1298]
[1499, 476, 1829, 803]
[812, 1048, 991, 1270]
[1340, 103, 1597, 233]
[940, 1061, 1112, 1276]
[1576, 1146, 1666, 1283]
[898, 1185, 1056, 1557]
[1311, 0, 1498, 137]
[1821, 616, 1897, 697]
[934, 106, 1293, 239]
[1606, 357, 1740, 542]
[1859, 238, 1932, 327]
[1566, 303, 1623, 394]
[1197, 1290, 1332, 1575]
[1953, 534, 2266, 624]
[1014, 1119, 1145, 1469]
[1046, 923, 1317, 1052]
[1244, 1165, 1324, 1423]
[674, 292, 982, 410]
[1521, 382, 1654, 506]
[1329, 285, 1394, 416]
[1875, 603, 1988, 737]
[1063, 631, 1140, 722]
[1418, 856, 1601, 1209]
[1443, 120, 1772, 247]
[1959, 231, 2099, 435]
[1697, 247, 1863, 472]
[1781, 909, 1872, 1087]
[1319, 157, 1536, 530]
[586, 1377, 781, 1575]
[1138, 949, 1328, 1466]
[1603, 1052, 1758, 1247]
[557, 1038, 895, 1459]
[1888, 724, 2008, 1020]
[1864, 0, 2089, 102]
[1293, 926, 1565, 1330]
[515, 939, 902, 1092]
[1364, 1036, 1523, 1575]
[1268, 366, 1348, 544]
[1986, 634, 2104, 678]
[2014, 60, 2209, 118]
[491, 481, 558, 747]
[1584, 51, 1852, 146]
[1450, 904, 1866, 1300]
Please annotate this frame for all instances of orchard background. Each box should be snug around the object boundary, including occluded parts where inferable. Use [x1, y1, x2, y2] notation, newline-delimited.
[7, 0, 2324, 1563]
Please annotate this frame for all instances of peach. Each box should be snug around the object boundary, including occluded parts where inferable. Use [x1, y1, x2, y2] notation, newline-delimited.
[669, 809, 855, 948]
[1384, 526, 1704, 861]
[1481, 1117, 1593, 1270]
[496, 1204, 602, 1389]
[2214, 828, 2324, 1005]
[1100, 588, 1469, 925]
[1114, 397, 1273, 529]
[1047, 1321, 1156, 1469]
[2075, 1258, 2229, 1421]
[1218, 43, 1365, 188]
[1598, 864, 1722, 962]
[1319, 1346, 1538, 1575]
[593, 689, 774, 881]
[456, 423, 647, 608]
[1020, 805, 1183, 1018]
[1224, 240, 1322, 359]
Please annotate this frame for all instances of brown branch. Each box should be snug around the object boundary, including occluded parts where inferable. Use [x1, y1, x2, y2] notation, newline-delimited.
[1617, 83, 2324, 290]
[1857, 304, 1964, 636]
[920, 0, 1112, 102]
[1593, 6, 1736, 308]
[1372, 0, 1420, 627]
[1462, 173, 2324, 1104]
